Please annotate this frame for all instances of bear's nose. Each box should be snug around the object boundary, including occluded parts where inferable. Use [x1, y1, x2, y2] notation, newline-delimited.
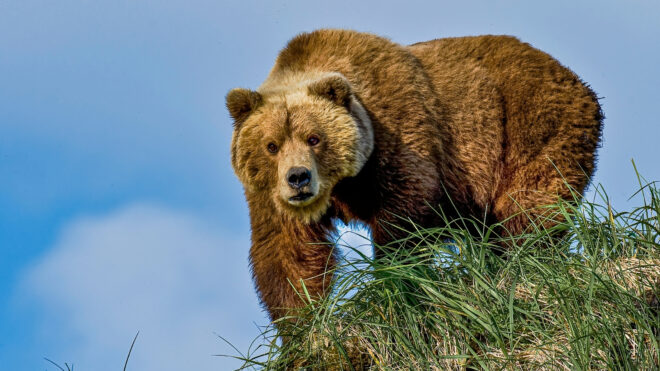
[287, 167, 311, 190]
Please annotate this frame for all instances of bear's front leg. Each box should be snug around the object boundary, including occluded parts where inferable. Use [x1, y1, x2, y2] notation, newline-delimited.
[246, 195, 337, 323]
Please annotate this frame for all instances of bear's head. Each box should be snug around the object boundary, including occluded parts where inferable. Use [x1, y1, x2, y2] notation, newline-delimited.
[227, 73, 374, 222]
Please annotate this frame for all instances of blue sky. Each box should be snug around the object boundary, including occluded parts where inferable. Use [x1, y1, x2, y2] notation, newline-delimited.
[1, 1, 658, 370]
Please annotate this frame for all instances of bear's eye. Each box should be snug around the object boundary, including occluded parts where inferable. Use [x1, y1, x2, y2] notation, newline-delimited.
[307, 135, 320, 146]
[267, 143, 278, 153]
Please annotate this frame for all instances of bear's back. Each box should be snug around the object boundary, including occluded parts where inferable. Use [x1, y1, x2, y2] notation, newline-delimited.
[409, 36, 603, 201]
[409, 35, 601, 162]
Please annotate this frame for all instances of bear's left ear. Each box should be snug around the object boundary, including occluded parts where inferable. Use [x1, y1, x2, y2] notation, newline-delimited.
[308, 74, 353, 108]
[226, 88, 262, 125]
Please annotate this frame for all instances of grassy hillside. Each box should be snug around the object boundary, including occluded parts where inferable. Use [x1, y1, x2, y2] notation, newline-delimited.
[229, 175, 660, 370]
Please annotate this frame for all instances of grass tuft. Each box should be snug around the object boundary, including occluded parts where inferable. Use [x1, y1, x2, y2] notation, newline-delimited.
[229, 176, 660, 370]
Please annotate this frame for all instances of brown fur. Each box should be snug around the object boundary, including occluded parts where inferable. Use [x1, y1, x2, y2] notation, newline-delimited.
[226, 30, 603, 322]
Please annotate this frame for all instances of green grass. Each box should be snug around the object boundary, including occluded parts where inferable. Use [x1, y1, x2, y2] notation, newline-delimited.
[228, 175, 660, 370]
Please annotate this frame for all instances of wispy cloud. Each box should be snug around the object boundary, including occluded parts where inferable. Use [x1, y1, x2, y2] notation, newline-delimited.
[21, 203, 267, 370]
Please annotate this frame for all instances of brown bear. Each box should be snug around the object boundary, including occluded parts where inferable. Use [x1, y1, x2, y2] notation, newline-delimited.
[226, 29, 603, 322]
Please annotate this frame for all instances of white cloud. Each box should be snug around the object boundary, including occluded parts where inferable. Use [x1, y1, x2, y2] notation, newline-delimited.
[21, 204, 267, 371]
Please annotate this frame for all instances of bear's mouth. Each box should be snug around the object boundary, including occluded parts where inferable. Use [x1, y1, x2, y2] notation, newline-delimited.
[289, 192, 314, 203]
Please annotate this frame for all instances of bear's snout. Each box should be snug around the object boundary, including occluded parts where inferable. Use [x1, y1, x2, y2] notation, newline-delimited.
[287, 167, 311, 190]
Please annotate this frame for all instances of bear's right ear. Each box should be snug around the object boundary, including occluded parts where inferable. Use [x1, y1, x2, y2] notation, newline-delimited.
[308, 74, 353, 108]
[226, 88, 262, 125]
